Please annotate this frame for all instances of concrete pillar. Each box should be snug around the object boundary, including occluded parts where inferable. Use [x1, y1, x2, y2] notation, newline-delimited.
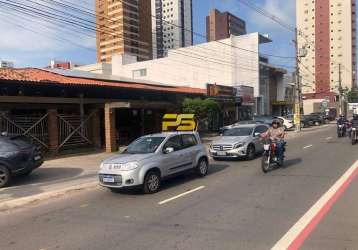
[104, 104, 117, 153]
[47, 109, 59, 154]
[91, 109, 101, 148]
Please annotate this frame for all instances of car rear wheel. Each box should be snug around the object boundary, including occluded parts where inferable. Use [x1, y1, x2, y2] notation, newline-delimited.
[0, 165, 11, 188]
[196, 158, 209, 177]
[143, 170, 161, 194]
[314, 121, 321, 126]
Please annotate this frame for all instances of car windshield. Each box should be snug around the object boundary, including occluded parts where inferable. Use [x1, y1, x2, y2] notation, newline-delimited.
[223, 127, 253, 136]
[124, 136, 165, 154]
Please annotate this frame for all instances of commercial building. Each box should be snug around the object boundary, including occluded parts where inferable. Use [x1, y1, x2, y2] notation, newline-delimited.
[296, 0, 357, 113]
[206, 9, 246, 42]
[96, 0, 152, 63]
[105, 33, 287, 117]
[151, 0, 193, 58]
[0, 68, 204, 154]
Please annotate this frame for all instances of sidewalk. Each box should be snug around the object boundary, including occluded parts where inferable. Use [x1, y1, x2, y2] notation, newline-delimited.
[0, 152, 115, 206]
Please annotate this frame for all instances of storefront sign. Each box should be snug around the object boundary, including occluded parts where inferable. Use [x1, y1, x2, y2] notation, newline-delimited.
[207, 84, 236, 97]
[235, 86, 254, 106]
[162, 114, 197, 131]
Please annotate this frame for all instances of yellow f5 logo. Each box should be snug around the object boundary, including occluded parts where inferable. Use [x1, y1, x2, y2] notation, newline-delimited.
[162, 114, 197, 131]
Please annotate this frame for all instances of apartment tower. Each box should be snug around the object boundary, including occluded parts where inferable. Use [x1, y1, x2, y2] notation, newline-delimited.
[206, 9, 247, 42]
[152, 0, 193, 58]
[296, 0, 356, 105]
[96, 0, 152, 63]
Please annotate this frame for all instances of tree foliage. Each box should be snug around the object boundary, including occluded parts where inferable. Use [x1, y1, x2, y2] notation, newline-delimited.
[182, 98, 220, 119]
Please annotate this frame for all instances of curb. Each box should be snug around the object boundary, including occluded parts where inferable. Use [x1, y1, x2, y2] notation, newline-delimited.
[0, 181, 98, 212]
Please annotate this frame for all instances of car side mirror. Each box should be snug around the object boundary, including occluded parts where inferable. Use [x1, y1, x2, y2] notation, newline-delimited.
[118, 146, 127, 153]
[163, 147, 174, 154]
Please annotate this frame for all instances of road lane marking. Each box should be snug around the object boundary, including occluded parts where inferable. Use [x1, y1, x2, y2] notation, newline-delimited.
[271, 160, 358, 250]
[158, 186, 205, 205]
[326, 137, 332, 140]
[303, 144, 313, 149]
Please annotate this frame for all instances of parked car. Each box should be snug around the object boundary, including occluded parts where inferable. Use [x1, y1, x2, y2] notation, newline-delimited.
[305, 113, 325, 126]
[219, 120, 263, 133]
[285, 114, 311, 128]
[253, 116, 275, 126]
[310, 112, 330, 123]
[99, 132, 209, 194]
[273, 116, 294, 130]
[209, 124, 269, 160]
[0, 133, 43, 188]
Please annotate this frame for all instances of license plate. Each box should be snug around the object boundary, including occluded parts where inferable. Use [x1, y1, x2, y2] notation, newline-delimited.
[34, 155, 41, 161]
[103, 176, 115, 183]
[217, 151, 227, 156]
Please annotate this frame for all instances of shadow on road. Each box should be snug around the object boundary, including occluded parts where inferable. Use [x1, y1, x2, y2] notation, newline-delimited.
[284, 158, 303, 168]
[113, 163, 229, 195]
[9, 167, 84, 187]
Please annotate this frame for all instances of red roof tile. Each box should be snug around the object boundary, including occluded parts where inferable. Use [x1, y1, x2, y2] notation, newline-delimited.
[0, 68, 206, 95]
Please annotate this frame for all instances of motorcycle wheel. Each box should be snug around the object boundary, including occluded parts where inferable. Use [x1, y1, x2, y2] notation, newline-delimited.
[261, 155, 271, 173]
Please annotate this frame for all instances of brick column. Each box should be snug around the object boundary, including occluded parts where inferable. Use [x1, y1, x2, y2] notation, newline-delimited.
[91, 109, 101, 148]
[104, 104, 117, 153]
[47, 109, 59, 154]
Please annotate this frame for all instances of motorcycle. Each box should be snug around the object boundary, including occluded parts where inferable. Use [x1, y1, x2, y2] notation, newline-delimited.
[352, 127, 358, 145]
[337, 124, 346, 137]
[261, 140, 286, 173]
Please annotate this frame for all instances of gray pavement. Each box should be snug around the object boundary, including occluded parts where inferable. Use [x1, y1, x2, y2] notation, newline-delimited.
[2, 124, 358, 250]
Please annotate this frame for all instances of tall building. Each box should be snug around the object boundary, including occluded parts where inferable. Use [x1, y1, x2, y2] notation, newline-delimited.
[152, 0, 193, 58]
[296, 0, 356, 106]
[96, 0, 152, 63]
[206, 9, 247, 42]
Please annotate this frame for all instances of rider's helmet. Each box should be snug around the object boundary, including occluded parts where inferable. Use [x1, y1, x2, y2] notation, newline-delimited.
[271, 119, 281, 127]
[339, 114, 345, 118]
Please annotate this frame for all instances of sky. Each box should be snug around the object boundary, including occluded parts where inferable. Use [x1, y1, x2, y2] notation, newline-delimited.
[0, 0, 297, 68]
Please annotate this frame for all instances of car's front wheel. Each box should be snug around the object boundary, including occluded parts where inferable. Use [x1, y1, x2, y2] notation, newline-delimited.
[246, 145, 255, 160]
[0, 165, 11, 188]
[196, 158, 209, 177]
[143, 170, 161, 194]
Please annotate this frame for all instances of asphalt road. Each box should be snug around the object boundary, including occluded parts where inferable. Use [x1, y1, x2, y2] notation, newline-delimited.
[1, 125, 358, 250]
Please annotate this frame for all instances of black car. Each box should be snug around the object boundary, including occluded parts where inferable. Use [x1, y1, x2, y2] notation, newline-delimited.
[310, 112, 330, 123]
[286, 114, 311, 128]
[0, 133, 43, 188]
[305, 114, 325, 126]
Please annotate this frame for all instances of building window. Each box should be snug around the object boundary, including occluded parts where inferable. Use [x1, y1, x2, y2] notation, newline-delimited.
[132, 68, 147, 78]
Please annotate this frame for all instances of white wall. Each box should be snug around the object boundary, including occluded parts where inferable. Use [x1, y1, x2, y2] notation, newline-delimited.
[112, 33, 261, 95]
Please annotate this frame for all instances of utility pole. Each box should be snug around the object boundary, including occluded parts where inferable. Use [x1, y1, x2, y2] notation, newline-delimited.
[294, 29, 305, 132]
[338, 63, 344, 115]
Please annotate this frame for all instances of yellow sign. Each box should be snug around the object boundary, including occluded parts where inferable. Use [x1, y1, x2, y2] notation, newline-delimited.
[162, 114, 197, 131]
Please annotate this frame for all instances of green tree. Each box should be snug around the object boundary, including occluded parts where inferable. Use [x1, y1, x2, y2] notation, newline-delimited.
[182, 98, 220, 119]
[344, 88, 358, 103]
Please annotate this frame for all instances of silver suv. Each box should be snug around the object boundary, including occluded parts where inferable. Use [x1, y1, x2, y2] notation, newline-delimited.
[209, 124, 269, 160]
[99, 132, 209, 194]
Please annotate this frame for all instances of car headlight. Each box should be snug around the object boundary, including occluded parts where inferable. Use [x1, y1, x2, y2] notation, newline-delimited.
[121, 162, 139, 171]
[233, 143, 244, 149]
[353, 128, 356, 131]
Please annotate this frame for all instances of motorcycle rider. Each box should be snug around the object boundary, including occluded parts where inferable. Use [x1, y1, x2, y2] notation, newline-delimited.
[337, 114, 348, 135]
[262, 120, 286, 162]
[351, 114, 358, 127]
